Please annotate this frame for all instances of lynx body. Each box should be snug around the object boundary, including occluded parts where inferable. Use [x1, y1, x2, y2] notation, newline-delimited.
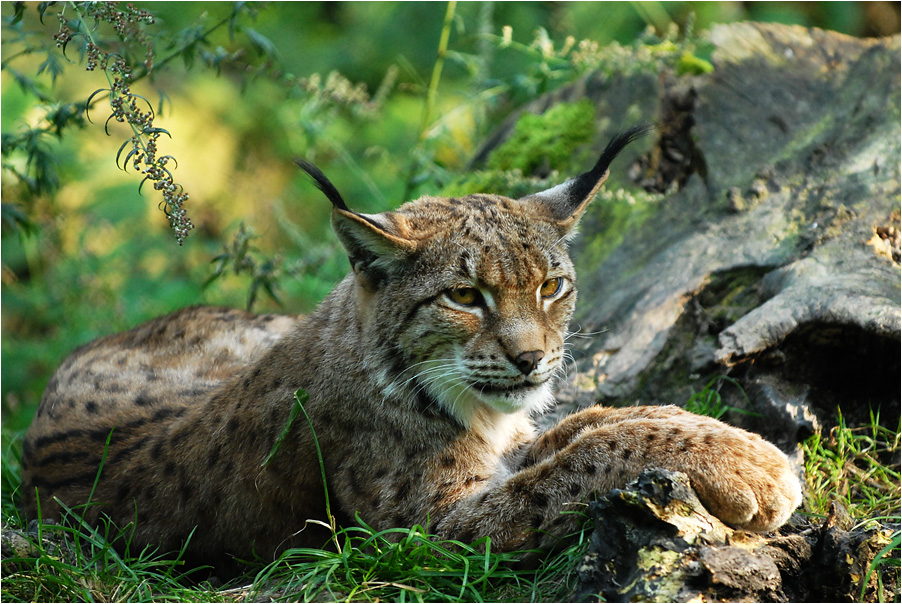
[22, 129, 801, 567]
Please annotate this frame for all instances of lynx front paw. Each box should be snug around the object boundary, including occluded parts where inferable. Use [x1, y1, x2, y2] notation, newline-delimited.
[682, 422, 802, 532]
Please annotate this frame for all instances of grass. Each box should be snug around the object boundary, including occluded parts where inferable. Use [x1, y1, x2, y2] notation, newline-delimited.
[802, 408, 901, 602]
[860, 531, 902, 603]
[2, 510, 219, 602]
[682, 375, 756, 420]
[684, 381, 900, 601]
[1, 503, 590, 603]
[1, 363, 896, 603]
[802, 408, 901, 520]
[242, 522, 586, 603]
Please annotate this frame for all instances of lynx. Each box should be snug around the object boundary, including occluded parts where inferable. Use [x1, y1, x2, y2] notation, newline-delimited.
[21, 127, 801, 569]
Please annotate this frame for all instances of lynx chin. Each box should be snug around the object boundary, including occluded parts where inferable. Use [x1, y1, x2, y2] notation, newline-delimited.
[22, 126, 802, 569]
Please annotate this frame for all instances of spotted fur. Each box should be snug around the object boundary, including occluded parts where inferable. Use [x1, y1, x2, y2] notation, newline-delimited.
[22, 129, 801, 568]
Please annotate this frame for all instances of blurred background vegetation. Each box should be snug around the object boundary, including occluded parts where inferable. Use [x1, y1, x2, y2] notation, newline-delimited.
[2, 1, 899, 441]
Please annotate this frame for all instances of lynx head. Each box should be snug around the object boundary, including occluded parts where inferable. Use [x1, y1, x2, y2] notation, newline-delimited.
[297, 127, 648, 426]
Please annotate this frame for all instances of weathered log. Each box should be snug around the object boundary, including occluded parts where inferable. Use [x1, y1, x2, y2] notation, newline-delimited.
[554, 23, 900, 440]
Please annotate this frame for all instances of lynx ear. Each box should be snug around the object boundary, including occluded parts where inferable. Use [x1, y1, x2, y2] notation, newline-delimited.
[329, 209, 417, 274]
[295, 159, 416, 276]
[521, 124, 652, 236]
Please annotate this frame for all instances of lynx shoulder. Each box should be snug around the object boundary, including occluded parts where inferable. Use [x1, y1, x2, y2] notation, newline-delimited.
[22, 127, 801, 567]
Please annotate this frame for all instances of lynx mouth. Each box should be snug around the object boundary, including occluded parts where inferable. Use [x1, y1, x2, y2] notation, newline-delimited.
[465, 379, 555, 416]
[471, 381, 543, 396]
[419, 365, 555, 418]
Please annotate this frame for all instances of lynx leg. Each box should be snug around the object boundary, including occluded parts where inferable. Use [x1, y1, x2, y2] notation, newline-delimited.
[436, 414, 801, 552]
[528, 405, 700, 464]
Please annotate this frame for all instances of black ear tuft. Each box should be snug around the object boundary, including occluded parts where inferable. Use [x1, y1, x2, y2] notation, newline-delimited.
[295, 158, 416, 277]
[593, 124, 655, 178]
[562, 123, 655, 210]
[522, 123, 654, 232]
[295, 159, 350, 212]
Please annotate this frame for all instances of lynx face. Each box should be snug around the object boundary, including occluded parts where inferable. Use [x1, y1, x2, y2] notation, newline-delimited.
[373, 196, 578, 423]
[297, 135, 644, 429]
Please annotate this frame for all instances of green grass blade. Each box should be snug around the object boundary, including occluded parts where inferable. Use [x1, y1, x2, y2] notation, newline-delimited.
[261, 390, 306, 468]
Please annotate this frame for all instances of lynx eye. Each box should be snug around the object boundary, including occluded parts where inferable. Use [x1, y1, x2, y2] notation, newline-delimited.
[446, 287, 482, 306]
[539, 277, 564, 298]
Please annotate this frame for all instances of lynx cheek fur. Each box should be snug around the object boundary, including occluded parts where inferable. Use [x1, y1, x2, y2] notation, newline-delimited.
[22, 127, 801, 567]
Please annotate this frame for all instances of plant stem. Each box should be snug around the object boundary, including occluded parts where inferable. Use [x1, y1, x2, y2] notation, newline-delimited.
[418, 0, 457, 144]
[68, 2, 153, 163]
[403, 0, 457, 199]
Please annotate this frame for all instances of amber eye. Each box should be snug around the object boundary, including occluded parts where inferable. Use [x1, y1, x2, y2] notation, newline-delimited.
[539, 277, 564, 298]
[447, 287, 481, 306]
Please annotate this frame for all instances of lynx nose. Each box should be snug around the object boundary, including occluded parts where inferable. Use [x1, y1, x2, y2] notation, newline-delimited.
[514, 350, 544, 375]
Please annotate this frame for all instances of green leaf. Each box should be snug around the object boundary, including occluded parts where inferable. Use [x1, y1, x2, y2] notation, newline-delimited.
[37, 53, 66, 84]
[244, 28, 278, 58]
[261, 389, 309, 468]
[1, 202, 37, 236]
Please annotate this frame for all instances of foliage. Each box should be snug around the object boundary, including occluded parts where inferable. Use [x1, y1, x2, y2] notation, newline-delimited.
[1, 514, 219, 603]
[1, 508, 589, 603]
[73, 2, 195, 245]
[682, 375, 755, 420]
[861, 530, 901, 603]
[686, 387, 901, 600]
[1, 384, 591, 602]
[2, 2, 276, 244]
[802, 409, 901, 521]
[247, 522, 574, 603]
[205, 223, 290, 311]
[3, 398, 898, 602]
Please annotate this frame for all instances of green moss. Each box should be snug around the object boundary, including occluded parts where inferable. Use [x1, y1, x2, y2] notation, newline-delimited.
[437, 170, 554, 199]
[486, 99, 596, 175]
[696, 266, 770, 331]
